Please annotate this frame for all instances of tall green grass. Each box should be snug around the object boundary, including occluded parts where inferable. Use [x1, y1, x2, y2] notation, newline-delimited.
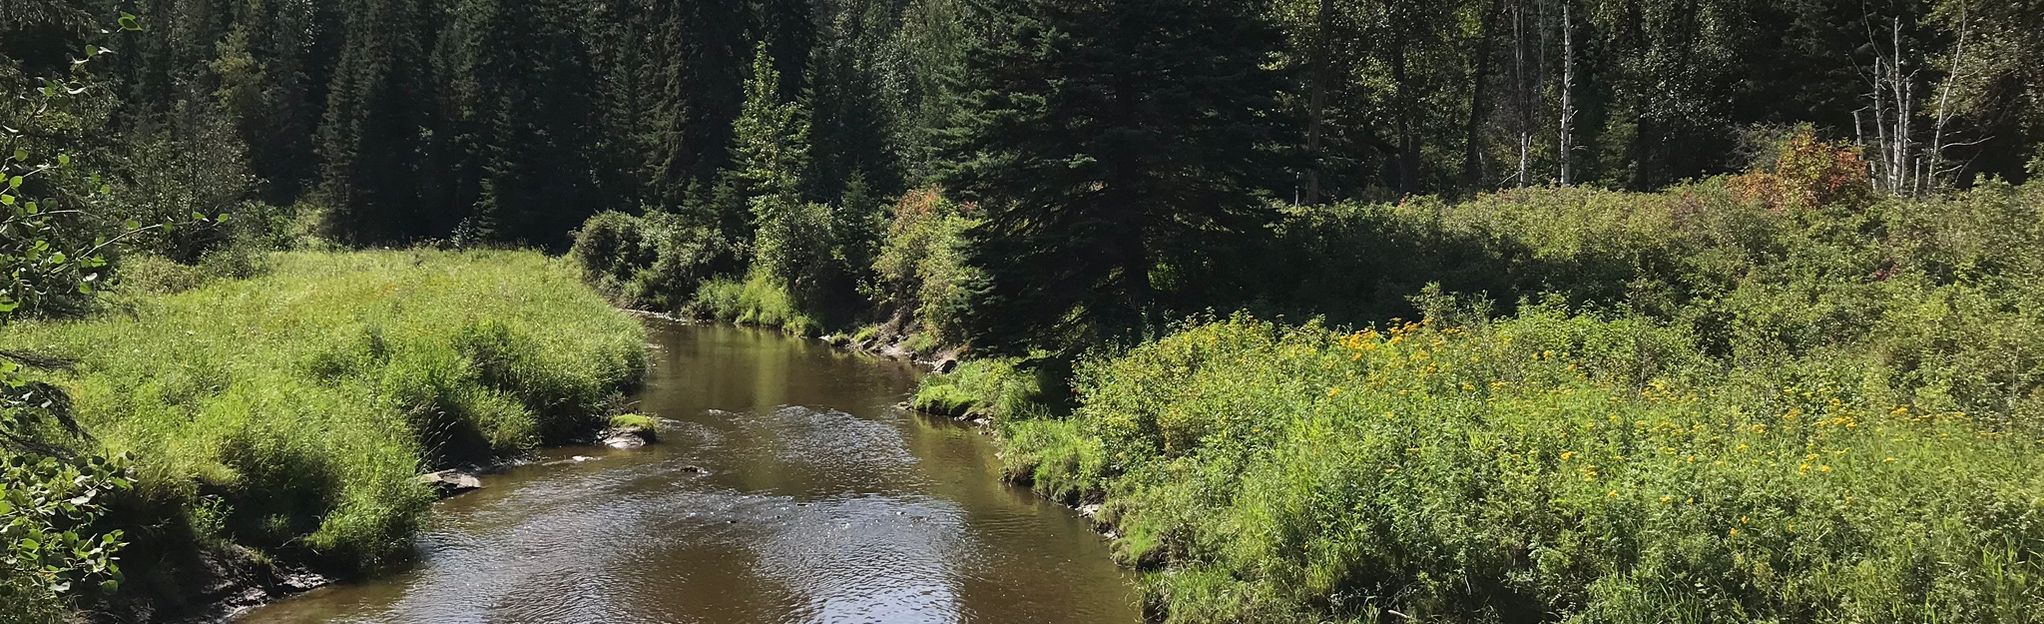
[978, 169, 2044, 622]
[1011, 312, 2044, 623]
[690, 270, 822, 336]
[2, 250, 645, 572]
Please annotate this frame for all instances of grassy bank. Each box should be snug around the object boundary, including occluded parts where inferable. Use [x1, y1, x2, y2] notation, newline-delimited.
[929, 172, 2044, 622]
[2, 249, 645, 615]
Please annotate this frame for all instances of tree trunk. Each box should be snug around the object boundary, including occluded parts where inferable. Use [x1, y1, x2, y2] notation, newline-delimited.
[1557, 0, 1575, 186]
[1304, 0, 1333, 204]
[1390, 40, 1420, 193]
[1463, 0, 1502, 188]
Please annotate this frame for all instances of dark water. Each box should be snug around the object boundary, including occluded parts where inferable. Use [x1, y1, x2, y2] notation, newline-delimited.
[242, 322, 1139, 624]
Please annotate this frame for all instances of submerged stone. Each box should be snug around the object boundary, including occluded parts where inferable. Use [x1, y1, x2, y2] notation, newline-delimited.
[417, 470, 483, 498]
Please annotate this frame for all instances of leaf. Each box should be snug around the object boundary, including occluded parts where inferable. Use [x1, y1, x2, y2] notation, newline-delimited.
[7, 176, 21, 189]
[57, 154, 70, 167]
[10, 148, 24, 162]
[48, 252, 66, 266]
[119, 13, 141, 31]
[99, 579, 118, 593]
[2, 194, 15, 206]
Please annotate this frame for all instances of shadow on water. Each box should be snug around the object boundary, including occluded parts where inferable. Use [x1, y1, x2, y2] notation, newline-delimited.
[240, 321, 1141, 624]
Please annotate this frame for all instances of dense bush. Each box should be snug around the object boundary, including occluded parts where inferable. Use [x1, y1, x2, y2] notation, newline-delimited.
[1009, 312, 2044, 623]
[571, 210, 736, 313]
[976, 145, 2044, 621]
[868, 188, 980, 347]
[690, 270, 822, 336]
[909, 357, 1053, 420]
[2, 250, 645, 574]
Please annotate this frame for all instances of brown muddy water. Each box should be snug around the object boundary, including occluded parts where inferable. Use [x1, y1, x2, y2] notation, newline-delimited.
[240, 321, 1139, 624]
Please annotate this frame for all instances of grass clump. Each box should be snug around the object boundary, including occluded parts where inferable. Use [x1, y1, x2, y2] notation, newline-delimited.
[689, 270, 823, 336]
[909, 358, 1057, 420]
[608, 413, 658, 430]
[1, 249, 646, 573]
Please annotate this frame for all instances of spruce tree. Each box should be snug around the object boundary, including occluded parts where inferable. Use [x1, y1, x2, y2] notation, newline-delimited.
[642, 0, 748, 207]
[807, 0, 905, 202]
[438, 0, 603, 248]
[941, 0, 1292, 354]
[729, 43, 820, 290]
[318, 0, 442, 244]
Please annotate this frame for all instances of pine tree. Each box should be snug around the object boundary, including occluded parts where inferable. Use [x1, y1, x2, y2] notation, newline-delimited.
[318, 0, 442, 244]
[729, 43, 819, 289]
[808, 0, 905, 202]
[438, 0, 604, 248]
[941, 0, 1292, 354]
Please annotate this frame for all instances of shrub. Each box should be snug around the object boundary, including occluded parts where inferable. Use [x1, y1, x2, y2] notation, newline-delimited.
[910, 358, 1057, 421]
[1021, 312, 2044, 623]
[570, 210, 735, 313]
[868, 188, 980, 346]
[689, 270, 821, 336]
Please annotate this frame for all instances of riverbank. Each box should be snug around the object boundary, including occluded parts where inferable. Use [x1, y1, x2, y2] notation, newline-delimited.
[1, 249, 647, 622]
[913, 177, 2044, 622]
[235, 321, 1142, 624]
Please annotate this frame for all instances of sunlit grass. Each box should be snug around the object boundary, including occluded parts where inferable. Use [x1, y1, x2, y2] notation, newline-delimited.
[1011, 312, 2044, 622]
[2, 249, 646, 570]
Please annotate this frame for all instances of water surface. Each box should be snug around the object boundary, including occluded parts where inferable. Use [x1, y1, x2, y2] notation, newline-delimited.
[243, 322, 1139, 624]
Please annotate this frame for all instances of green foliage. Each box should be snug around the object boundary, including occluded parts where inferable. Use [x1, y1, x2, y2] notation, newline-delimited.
[1, 250, 645, 574]
[1000, 170, 2044, 621]
[571, 210, 736, 312]
[910, 358, 1056, 421]
[1024, 312, 2044, 623]
[0, 454, 133, 622]
[941, 0, 1291, 354]
[1, 15, 150, 617]
[867, 187, 977, 345]
[690, 271, 822, 336]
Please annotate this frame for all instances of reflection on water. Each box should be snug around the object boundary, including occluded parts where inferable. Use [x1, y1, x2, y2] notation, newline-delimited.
[241, 322, 1139, 624]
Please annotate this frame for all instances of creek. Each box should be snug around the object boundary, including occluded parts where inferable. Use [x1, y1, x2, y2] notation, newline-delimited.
[241, 321, 1139, 623]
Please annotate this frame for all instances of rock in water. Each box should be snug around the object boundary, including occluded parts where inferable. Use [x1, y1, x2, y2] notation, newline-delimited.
[600, 422, 657, 449]
[603, 432, 648, 449]
[417, 470, 483, 498]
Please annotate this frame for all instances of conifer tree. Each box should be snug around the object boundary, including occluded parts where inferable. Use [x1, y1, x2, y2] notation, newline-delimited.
[808, 0, 904, 202]
[941, 0, 1292, 353]
[438, 0, 603, 248]
[318, 0, 441, 243]
[730, 42, 830, 297]
[642, 0, 748, 207]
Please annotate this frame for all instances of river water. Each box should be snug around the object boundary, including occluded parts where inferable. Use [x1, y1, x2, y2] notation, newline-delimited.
[241, 321, 1140, 624]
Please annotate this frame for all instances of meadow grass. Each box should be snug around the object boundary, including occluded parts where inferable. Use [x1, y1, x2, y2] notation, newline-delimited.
[964, 174, 2044, 622]
[2, 249, 646, 571]
[1009, 313, 2044, 623]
